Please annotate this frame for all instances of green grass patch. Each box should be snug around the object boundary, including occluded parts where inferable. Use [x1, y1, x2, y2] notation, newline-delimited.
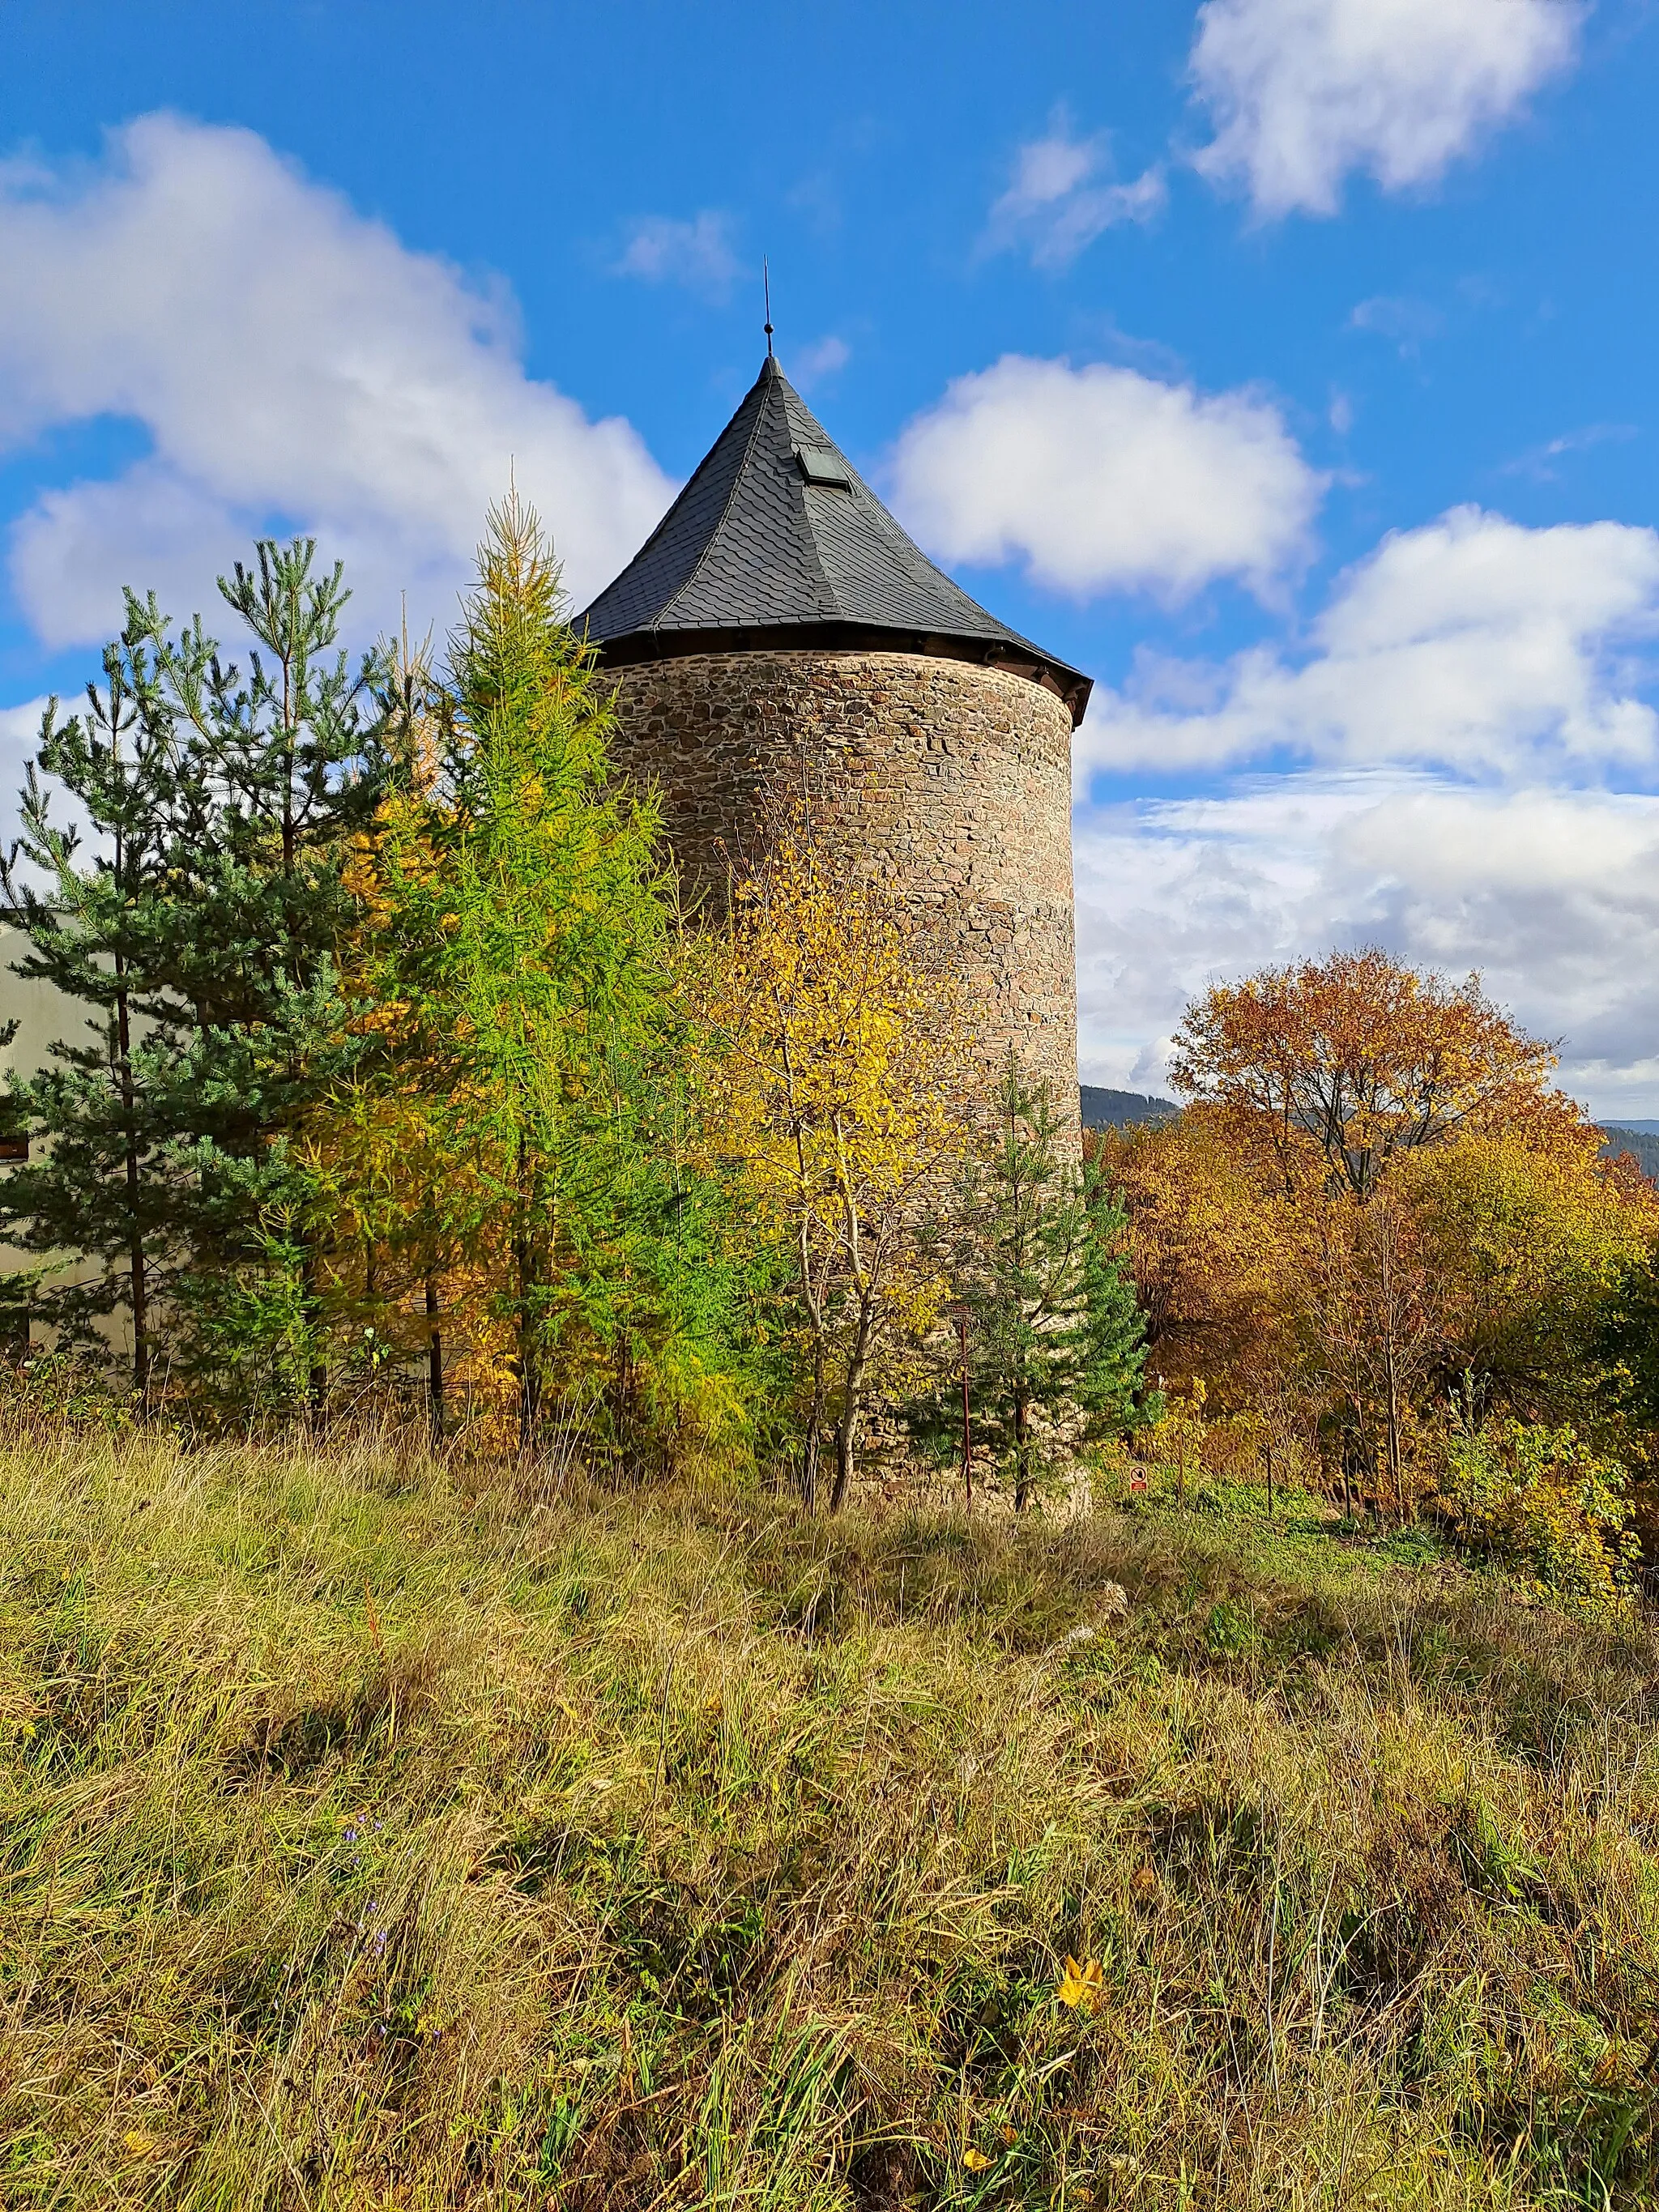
[2, 1430, 1657, 2208]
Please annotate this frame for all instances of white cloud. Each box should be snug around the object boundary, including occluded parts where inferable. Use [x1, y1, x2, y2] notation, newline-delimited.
[1189, 0, 1586, 218]
[889, 355, 1323, 603]
[790, 335, 851, 391]
[0, 698, 47, 792]
[984, 120, 1166, 270]
[0, 697, 92, 870]
[1500, 422, 1638, 485]
[1349, 293, 1444, 355]
[614, 211, 741, 299]
[1074, 774, 1659, 1110]
[1075, 504, 1659, 1110]
[0, 113, 675, 649]
[1081, 507, 1659, 780]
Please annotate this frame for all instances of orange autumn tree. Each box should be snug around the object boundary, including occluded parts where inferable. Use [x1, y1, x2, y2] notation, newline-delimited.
[1121, 949, 1652, 1513]
[1169, 948, 1572, 1202]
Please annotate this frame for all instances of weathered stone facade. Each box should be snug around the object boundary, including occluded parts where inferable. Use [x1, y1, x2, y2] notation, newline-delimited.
[604, 646, 1079, 1133]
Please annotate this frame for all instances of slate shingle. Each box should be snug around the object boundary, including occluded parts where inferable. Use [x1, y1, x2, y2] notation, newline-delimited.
[578, 355, 1091, 721]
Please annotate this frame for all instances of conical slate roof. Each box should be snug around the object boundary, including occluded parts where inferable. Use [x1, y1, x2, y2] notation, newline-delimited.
[578, 356, 1091, 722]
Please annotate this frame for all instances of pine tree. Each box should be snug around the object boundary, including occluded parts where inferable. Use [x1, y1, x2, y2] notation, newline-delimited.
[953, 1061, 1147, 1510]
[0, 658, 177, 1388]
[0, 541, 393, 1399]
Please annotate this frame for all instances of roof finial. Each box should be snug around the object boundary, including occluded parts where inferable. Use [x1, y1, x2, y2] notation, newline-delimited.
[763, 255, 774, 359]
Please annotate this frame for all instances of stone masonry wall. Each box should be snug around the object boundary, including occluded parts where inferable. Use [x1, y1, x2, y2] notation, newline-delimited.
[603, 648, 1079, 1139]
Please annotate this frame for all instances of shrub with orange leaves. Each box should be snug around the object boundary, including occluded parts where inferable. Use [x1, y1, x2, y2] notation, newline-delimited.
[1090, 1108, 1303, 1407]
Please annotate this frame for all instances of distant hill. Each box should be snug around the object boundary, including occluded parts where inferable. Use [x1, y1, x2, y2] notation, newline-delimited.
[1600, 1127, 1659, 1180]
[1080, 1085, 1179, 1129]
[1077, 1089, 1658, 1175]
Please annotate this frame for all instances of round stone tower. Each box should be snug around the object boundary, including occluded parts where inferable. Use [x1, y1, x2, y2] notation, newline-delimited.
[578, 353, 1092, 1132]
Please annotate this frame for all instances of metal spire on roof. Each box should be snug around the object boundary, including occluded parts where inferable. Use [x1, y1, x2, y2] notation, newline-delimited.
[763, 256, 774, 358]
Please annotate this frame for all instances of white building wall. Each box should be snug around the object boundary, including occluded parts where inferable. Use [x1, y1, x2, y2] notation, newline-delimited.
[0, 921, 129, 1350]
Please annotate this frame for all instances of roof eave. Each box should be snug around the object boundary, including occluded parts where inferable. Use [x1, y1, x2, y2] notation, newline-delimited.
[584, 618, 1093, 725]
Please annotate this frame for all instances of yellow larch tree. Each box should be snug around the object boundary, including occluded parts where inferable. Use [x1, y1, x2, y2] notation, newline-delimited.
[694, 816, 976, 1511]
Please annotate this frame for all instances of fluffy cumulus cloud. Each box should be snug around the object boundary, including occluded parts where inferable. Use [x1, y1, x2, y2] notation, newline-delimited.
[1188, 0, 1586, 218]
[1073, 776, 1659, 1114]
[0, 113, 675, 649]
[1074, 505, 1659, 1106]
[983, 120, 1166, 270]
[889, 356, 1323, 603]
[1080, 508, 1659, 779]
[613, 210, 742, 299]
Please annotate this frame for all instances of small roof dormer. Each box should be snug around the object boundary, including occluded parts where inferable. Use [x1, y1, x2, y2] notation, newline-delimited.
[578, 355, 1090, 723]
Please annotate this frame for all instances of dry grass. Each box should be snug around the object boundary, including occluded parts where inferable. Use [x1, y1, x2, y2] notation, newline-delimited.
[2, 1427, 1657, 2209]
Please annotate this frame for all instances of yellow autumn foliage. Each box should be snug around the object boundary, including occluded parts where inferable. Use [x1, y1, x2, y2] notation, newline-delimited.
[692, 819, 975, 1507]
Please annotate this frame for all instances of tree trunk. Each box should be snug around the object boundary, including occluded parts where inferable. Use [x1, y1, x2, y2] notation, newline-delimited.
[794, 1212, 829, 1511]
[830, 1395, 864, 1515]
[1380, 1224, 1404, 1524]
[958, 1306, 973, 1515]
[515, 1257, 539, 1453]
[800, 1340, 826, 1512]
[612, 1332, 637, 1483]
[828, 1298, 876, 1514]
[300, 1248, 327, 1430]
[1013, 1381, 1032, 1512]
[114, 961, 148, 1404]
[109, 745, 149, 1406]
[515, 1133, 539, 1454]
[424, 1271, 444, 1447]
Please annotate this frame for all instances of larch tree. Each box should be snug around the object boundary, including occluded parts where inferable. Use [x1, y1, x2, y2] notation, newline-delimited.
[346, 491, 749, 1461]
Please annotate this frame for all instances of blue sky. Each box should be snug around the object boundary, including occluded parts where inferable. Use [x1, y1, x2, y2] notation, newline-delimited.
[3, 0, 1658, 1110]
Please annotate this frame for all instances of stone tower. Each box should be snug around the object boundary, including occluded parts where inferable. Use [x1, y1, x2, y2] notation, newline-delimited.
[578, 354, 1092, 1127]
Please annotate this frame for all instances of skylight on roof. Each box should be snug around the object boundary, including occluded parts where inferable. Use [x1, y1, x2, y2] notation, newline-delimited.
[795, 445, 852, 489]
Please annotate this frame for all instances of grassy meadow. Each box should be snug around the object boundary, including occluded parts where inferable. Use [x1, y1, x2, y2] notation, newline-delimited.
[2, 1429, 1657, 2210]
